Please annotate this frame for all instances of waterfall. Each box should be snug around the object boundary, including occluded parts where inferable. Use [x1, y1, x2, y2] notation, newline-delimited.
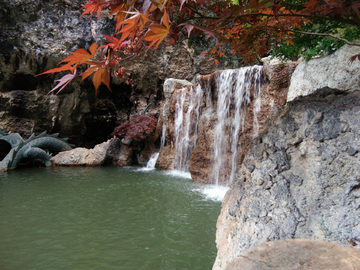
[160, 122, 166, 150]
[252, 67, 263, 138]
[173, 85, 203, 172]
[212, 70, 235, 186]
[212, 66, 264, 186]
[145, 152, 160, 169]
[144, 122, 167, 170]
[168, 66, 265, 187]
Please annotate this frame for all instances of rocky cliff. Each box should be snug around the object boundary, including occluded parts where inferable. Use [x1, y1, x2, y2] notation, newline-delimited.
[0, 0, 220, 149]
[157, 59, 298, 185]
[213, 45, 360, 269]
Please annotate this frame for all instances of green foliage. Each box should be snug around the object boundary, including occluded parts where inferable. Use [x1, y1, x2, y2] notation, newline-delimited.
[271, 23, 360, 61]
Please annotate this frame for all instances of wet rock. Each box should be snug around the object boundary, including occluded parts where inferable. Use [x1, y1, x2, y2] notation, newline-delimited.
[156, 79, 192, 170]
[188, 59, 298, 185]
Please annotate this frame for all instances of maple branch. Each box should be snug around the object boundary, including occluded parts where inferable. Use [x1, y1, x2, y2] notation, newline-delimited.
[291, 30, 360, 46]
[281, 2, 307, 7]
[183, 3, 219, 20]
[179, 6, 359, 27]
[231, 12, 359, 26]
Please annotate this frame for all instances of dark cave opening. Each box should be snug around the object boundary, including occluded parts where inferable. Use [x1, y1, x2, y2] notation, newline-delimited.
[0, 140, 12, 161]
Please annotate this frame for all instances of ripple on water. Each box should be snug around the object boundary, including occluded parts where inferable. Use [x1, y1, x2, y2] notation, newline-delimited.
[0, 166, 221, 270]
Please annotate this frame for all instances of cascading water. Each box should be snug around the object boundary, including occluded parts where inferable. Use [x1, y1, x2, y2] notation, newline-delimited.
[252, 67, 263, 138]
[212, 70, 235, 186]
[212, 66, 264, 186]
[173, 85, 203, 172]
[144, 122, 167, 170]
[168, 66, 265, 189]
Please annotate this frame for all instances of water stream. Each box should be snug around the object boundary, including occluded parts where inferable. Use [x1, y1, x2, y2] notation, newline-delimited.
[172, 67, 264, 187]
[0, 166, 222, 270]
[173, 85, 203, 172]
[144, 123, 167, 170]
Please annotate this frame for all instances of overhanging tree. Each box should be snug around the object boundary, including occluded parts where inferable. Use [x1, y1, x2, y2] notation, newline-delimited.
[37, 0, 360, 94]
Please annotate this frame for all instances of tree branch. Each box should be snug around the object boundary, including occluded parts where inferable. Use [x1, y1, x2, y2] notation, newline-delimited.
[231, 12, 359, 26]
[291, 30, 360, 46]
[182, 10, 359, 27]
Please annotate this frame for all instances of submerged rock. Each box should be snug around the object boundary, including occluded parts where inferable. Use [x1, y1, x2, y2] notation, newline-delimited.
[213, 89, 360, 269]
[224, 239, 360, 270]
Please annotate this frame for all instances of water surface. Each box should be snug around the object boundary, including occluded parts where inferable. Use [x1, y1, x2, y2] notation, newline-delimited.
[0, 166, 222, 270]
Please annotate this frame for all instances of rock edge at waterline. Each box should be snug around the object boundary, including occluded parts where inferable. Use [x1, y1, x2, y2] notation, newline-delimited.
[224, 239, 360, 270]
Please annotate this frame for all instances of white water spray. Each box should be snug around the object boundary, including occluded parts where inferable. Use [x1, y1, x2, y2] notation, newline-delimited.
[212, 66, 264, 186]
[144, 122, 167, 170]
[212, 70, 235, 186]
[252, 67, 264, 138]
[173, 85, 203, 172]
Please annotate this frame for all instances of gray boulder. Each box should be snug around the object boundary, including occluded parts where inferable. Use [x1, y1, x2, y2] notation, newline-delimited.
[214, 88, 360, 269]
[287, 44, 360, 102]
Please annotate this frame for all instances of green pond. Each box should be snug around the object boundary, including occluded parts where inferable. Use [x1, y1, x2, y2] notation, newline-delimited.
[0, 166, 227, 270]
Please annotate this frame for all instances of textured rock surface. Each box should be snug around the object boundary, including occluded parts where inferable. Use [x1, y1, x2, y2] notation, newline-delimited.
[213, 88, 360, 269]
[287, 44, 360, 102]
[51, 138, 135, 166]
[224, 239, 360, 270]
[0, 0, 221, 148]
[261, 56, 299, 106]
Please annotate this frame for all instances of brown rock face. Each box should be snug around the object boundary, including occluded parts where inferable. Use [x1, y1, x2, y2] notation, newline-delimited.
[224, 239, 360, 270]
[189, 61, 298, 185]
[190, 69, 271, 185]
[156, 60, 298, 183]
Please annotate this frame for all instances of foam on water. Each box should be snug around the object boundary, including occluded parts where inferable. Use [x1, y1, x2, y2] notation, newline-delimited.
[194, 185, 230, 202]
[164, 170, 192, 179]
[137, 166, 155, 172]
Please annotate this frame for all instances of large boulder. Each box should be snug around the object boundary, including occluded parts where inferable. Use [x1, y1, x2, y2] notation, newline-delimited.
[51, 138, 135, 166]
[287, 44, 360, 102]
[214, 89, 360, 269]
